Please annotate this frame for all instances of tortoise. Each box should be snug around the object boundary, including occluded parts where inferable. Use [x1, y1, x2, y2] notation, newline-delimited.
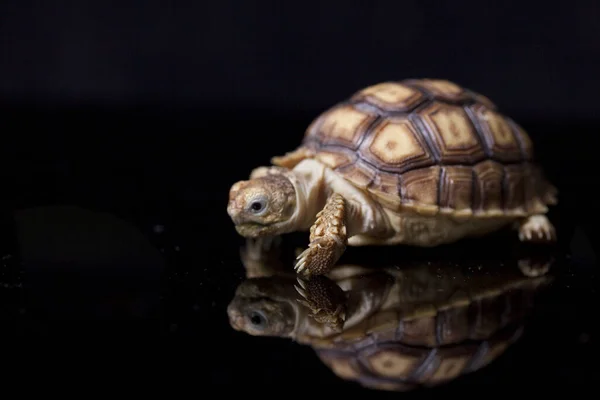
[227, 237, 554, 391]
[227, 79, 558, 277]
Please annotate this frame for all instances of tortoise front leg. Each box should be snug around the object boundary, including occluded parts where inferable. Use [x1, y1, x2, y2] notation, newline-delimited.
[295, 275, 347, 331]
[294, 193, 347, 277]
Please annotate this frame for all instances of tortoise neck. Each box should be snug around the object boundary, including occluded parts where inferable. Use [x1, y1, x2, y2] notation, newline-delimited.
[288, 159, 328, 231]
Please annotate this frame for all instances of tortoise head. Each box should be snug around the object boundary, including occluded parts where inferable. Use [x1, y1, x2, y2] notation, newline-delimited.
[227, 277, 298, 337]
[227, 173, 297, 237]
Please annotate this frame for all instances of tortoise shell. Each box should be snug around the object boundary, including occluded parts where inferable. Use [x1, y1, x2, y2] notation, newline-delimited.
[276, 79, 557, 217]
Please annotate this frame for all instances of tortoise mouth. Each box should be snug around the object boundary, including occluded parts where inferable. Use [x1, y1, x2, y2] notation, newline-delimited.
[235, 222, 272, 237]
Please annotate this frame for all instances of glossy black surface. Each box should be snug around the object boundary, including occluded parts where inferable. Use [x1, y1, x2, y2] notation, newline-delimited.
[0, 106, 597, 390]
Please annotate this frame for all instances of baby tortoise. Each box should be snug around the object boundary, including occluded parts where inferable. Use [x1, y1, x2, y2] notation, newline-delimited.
[227, 79, 558, 277]
[227, 238, 554, 392]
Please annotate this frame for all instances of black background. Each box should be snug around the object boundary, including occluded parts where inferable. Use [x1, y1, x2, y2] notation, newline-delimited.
[0, 0, 597, 391]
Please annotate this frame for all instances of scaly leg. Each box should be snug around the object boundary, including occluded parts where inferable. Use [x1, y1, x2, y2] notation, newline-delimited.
[294, 193, 347, 277]
[294, 275, 347, 331]
[517, 214, 557, 242]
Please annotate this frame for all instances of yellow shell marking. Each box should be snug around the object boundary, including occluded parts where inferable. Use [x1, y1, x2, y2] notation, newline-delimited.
[421, 79, 463, 95]
[369, 121, 426, 164]
[320, 106, 371, 144]
[367, 350, 421, 377]
[361, 82, 415, 102]
[479, 108, 518, 148]
[427, 105, 479, 150]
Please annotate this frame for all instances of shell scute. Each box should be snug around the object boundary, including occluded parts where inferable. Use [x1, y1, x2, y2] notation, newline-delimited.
[367, 170, 401, 210]
[423, 351, 473, 384]
[439, 166, 473, 215]
[366, 310, 400, 335]
[503, 164, 527, 214]
[314, 104, 377, 150]
[351, 82, 426, 112]
[405, 78, 471, 103]
[509, 119, 534, 161]
[470, 104, 523, 162]
[472, 160, 505, 215]
[361, 344, 428, 378]
[314, 149, 355, 170]
[436, 304, 471, 345]
[476, 339, 511, 370]
[417, 101, 486, 164]
[319, 354, 361, 380]
[399, 315, 437, 347]
[361, 117, 435, 173]
[470, 291, 506, 339]
[336, 160, 377, 190]
[399, 166, 441, 215]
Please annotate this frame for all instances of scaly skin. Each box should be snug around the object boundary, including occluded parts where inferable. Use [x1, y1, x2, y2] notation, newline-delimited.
[295, 193, 347, 277]
[295, 275, 347, 331]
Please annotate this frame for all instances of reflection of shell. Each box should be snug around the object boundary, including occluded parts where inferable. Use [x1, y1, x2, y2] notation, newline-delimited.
[305, 264, 552, 391]
[317, 324, 523, 391]
[281, 79, 556, 216]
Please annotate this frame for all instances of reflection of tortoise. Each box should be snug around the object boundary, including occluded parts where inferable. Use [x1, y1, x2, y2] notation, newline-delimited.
[227, 79, 557, 277]
[227, 238, 553, 391]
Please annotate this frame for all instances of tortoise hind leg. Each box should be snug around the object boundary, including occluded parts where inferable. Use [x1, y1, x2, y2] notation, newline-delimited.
[517, 214, 556, 242]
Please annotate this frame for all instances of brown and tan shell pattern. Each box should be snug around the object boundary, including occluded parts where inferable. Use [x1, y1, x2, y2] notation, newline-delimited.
[312, 267, 551, 391]
[291, 79, 557, 217]
[316, 324, 522, 391]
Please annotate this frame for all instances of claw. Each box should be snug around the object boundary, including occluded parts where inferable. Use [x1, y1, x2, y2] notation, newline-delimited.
[296, 277, 307, 289]
[296, 248, 310, 260]
[294, 285, 307, 298]
[333, 305, 342, 317]
[297, 299, 311, 308]
[295, 260, 306, 271]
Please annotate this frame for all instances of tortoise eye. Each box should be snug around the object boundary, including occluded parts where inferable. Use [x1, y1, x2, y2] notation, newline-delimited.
[248, 310, 267, 329]
[248, 195, 267, 214]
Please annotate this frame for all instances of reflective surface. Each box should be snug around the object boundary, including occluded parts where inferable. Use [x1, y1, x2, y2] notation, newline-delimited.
[1, 203, 596, 389]
[0, 109, 597, 390]
[228, 237, 555, 391]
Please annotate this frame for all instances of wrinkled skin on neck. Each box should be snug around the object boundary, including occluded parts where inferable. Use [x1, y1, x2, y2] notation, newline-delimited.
[227, 172, 298, 237]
